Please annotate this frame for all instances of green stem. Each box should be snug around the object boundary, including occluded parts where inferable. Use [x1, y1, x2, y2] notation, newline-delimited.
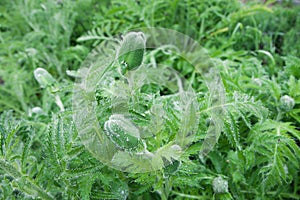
[160, 177, 173, 200]
[276, 109, 282, 121]
[54, 94, 64, 112]
[172, 191, 204, 199]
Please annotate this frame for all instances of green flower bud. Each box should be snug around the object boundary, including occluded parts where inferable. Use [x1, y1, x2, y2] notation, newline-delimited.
[164, 160, 181, 175]
[32, 107, 44, 115]
[34, 68, 56, 89]
[213, 177, 228, 194]
[117, 32, 146, 74]
[104, 114, 141, 150]
[280, 95, 295, 111]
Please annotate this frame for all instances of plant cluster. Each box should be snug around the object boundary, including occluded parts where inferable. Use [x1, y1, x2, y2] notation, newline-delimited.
[0, 0, 299, 199]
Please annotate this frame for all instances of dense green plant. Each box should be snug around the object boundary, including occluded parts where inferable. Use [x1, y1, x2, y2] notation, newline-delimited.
[0, 0, 299, 199]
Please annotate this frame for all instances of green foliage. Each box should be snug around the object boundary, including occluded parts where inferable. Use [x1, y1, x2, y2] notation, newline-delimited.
[0, 0, 300, 199]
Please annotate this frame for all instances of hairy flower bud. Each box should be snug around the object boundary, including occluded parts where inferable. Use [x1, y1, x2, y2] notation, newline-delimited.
[34, 68, 58, 92]
[117, 32, 146, 74]
[34, 68, 56, 88]
[164, 160, 181, 175]
[280, 95, 295, 111]
[212, 177, 228, 194]
[104, 114, 141, 150]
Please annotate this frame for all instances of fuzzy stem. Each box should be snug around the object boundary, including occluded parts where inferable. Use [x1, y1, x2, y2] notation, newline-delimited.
[54, 94, 65, 112]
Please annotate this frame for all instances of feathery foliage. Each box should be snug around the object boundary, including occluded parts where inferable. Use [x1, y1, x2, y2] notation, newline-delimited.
[0, 0, 299, 199]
